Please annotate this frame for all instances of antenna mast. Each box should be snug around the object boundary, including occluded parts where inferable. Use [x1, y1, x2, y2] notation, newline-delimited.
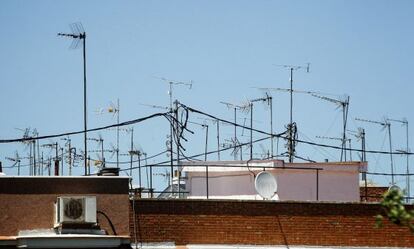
[356, 117, 394, 185]
[58, 22, 88, 175]
[311, 94, 350, 161]
[248, 95, 273, 159]
[157, 77, 192, 186]
[389, 118, 410, 202]
[274, 63, 310, 163]
[220, 101, 250, 160]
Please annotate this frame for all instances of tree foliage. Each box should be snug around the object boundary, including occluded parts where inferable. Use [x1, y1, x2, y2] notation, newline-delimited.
[376, 188, 414, 232]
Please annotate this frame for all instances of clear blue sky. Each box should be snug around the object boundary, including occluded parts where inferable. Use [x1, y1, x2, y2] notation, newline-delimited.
[1, 1, 413, 191]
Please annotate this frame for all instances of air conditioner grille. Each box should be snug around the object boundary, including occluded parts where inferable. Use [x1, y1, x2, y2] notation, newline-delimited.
[64, 198, 84, 220]
[55, 196, 96, 227]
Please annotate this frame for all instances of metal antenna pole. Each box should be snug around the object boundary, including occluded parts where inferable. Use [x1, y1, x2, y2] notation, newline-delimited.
[205, 124, 209, 199]
[170, 84, 174, 186]
[406, 121, 410, 201]
[33, 140, 37, 176]
[356, 118, 394, 185]
[361, 128, 367, 200]
[289, 67, 293, 163]
[130, 128, 134, 180]
[342, 96, 350, 162]
[60, 147, 64, 175]
[55, 142, 59, 176]
[250, 102, 253, 160]
[216, 120, 220, 160]
[175, 100, 180, 198]
[58, 23, 88, 175]
[18, 158, 21, 176]
[389, 118, 410, 200]
[220, 101, 250, 160]
[29, 143, 32, 176]
[387, 122, 395, 185]
[117, 98, 120, 168]
[68, 139, 72, 176]
[270, 95, 274, 158]
[83, 33, 87, 175]
[101, 137, 105, 168]
[234, 107, 237, 160]
[248, 95, 273, 159]
[273, 64, 310, 163]
[204, 125, 209, 161]
[362, 128, 366, 162]
[36, 132, 40, 175]
[138, 153, 142, 190]
[156, 77, 192, 186]
[310, 94, 350, 161]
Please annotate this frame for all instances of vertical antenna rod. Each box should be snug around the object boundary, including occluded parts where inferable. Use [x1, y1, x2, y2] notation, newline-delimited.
[356, 118, 395, 185]
[117, 99, 120, 168]
[248, 95, 273, 159]
[157, 77, 192, 186]
[58, 23, 88, 175]
[310, 94, 350, 161]
[274, 63, 310, 163]
[220, 101, 250, 160]
[389, 118, 410, 202]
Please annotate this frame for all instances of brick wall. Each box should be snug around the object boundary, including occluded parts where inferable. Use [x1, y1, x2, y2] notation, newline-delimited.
[130, 199, 414, 247]
[360, 186, 388, 202]
[0, 177, 130, 237]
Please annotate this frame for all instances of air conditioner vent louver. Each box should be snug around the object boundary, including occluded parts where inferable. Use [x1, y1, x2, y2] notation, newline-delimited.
[55, 196, 96, 227]
[64, 198, 84, 220]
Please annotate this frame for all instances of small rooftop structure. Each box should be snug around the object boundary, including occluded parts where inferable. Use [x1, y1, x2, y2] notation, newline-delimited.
[0, 176, 131, 248]
[182, 159, 367, 202]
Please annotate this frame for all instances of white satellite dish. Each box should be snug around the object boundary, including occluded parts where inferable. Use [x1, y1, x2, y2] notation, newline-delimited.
[388, 184, 402, 193]
[255, 171, 277, 199]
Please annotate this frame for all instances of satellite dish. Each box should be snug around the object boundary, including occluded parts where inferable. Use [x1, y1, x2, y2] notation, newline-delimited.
[255, 171, 277, 199]
[388, 184, 402, 193]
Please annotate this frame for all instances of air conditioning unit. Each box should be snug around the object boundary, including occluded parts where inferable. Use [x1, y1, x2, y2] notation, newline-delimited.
[55, 196, 97, 227]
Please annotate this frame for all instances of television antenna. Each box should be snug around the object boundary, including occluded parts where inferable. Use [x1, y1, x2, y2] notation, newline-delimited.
[316, 135, 352, 161]
[188, 121, 209, 161]
[347, 128, 366, 162]
[196, 117, 222, 160]
[58, 22, 88, 175]
[311, 94, 350, 162]
[220, 101, 250, 160]
[15, 128, 38, 175]
[41, 142, 60, 175]
[138, 102, 169, 111]
[125, 127, 144, 188]
[5, 151, 21, 175]
[155, 76, 193, 112]
[273, 63, 310, 163]
[255, 171, 278, 200]
[356, 117, 394, 185]
[87, 134, 105, 168]
[155, 170, 171, 186]
[221, 137, 243, 160]
[388, 118, 409, 202]
[97, 99, 120, 168]
[247, 94, 273, 159]
[155, 76, 193, 185]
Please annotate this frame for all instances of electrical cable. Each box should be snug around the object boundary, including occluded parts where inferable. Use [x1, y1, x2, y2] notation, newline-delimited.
[0, 112, 169, 143]
[2, 103, 412, 169]
[179, 103, 414, 155]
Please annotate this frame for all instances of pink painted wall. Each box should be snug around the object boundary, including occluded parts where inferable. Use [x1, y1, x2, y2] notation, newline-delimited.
[183, 160, 366, 202]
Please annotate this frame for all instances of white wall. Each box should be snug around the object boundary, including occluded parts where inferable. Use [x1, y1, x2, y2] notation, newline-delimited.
[183, 160, 366, 202]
